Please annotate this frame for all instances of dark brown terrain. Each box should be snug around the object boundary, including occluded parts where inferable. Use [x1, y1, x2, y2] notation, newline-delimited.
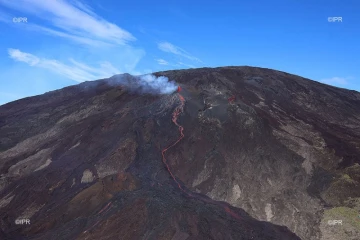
[0, 66, 360, 240]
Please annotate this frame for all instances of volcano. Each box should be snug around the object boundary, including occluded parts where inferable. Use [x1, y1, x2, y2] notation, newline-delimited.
[1, 66, 360, 240]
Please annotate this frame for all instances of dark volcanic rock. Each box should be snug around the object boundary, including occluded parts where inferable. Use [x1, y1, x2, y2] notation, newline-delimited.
[1, 66, 360, 240]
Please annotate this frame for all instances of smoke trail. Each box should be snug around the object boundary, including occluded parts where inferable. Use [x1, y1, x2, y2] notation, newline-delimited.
[107, 73, 177, 95]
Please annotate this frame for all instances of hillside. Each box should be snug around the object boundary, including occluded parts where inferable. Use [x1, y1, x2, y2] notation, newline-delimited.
[1, 66, 360, 240]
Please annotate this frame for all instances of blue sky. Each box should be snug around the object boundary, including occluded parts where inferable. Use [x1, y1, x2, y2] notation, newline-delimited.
[0, 0, 359, 105]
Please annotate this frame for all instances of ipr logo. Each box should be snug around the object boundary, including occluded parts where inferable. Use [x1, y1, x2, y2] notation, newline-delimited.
[15, 219, 30, 225]
[328, 17, 342, 22]
[13, 17, 27, 23]
[327, 220, 342, 225]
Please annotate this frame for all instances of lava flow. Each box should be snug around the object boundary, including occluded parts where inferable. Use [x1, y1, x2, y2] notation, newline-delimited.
[161, 90, 242, 221]
[161, 92, 186, 192]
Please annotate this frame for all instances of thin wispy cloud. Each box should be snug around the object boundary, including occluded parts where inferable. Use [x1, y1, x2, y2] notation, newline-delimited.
[0, 0, 135, 46]
[156, 59, 169, 65]
[27, 24, 111, 47]
[178, 62, 195, 68]
[8, 48, 121, 82]
[320, 77, 352, 85]
[71, 0, 95, 16]
[8, 49, 39, 66]
[155, 58, 196, 68]
[155, 58, 196, 69]
[158, 41, 202, 63]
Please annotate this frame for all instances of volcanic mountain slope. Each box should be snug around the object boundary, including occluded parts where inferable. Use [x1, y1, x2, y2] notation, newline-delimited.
[0, 67, 359, 240]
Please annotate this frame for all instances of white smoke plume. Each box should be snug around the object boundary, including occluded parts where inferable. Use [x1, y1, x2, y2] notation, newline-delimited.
[107, 73, 177, 95]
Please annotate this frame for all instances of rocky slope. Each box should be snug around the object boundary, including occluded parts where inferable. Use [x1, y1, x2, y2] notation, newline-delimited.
[0, 66, 359, 239]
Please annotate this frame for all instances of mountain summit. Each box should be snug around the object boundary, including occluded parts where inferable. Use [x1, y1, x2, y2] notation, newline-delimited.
[1, 66, 359, 240]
